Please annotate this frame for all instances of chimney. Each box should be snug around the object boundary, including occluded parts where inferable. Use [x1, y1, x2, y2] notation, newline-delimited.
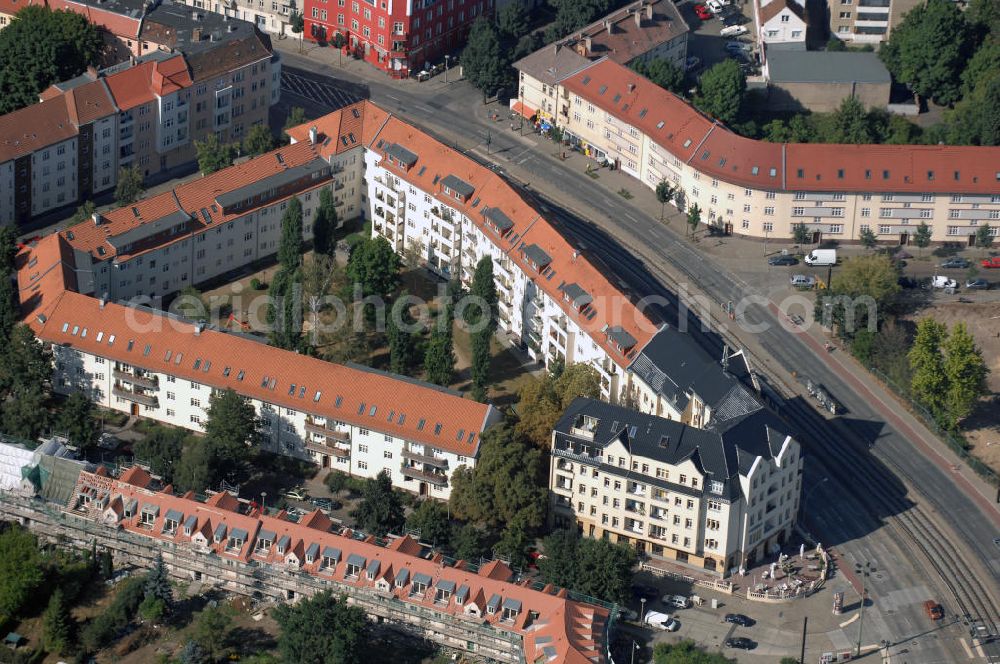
[604, 18, 612, 34]
[308, 125, 318, 144]
[646, 3, 653, 19]
[86, 65, 99, 80]
[195, 321, 204, 335]
[553, 43, 559, 54]
[634, 9, 642, 27]
[92, 211, 103, 225]
[628, 82, 635, 92]
[584, 36, 592, 52]
[572, 251, 579, 261]
[193, 27, 202, 41]
[99, 294, 108, 309]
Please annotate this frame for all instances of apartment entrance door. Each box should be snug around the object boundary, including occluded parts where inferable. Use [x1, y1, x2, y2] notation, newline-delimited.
[811, 231, 822, 244]
[900, 233, 909, 245]
[130, 403, 139, 417]
[419, 482, 428, 497]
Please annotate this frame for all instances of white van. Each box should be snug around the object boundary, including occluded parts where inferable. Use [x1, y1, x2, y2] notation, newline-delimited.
[663, 594, 691, 609]
[803, 249, 837, 266]
[706, 0, 724, 13]
[720, 25, 748, 37]
[644, 610, 679, 631]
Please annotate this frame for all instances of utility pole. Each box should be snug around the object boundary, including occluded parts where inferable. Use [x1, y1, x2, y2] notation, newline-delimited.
[800, 615, 808, 664]
[444, 54, 451, 83]
[855, 561, 876, 657]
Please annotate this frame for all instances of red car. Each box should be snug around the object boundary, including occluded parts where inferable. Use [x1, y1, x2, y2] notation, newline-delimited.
[694, 3, 713, 19]
[981, 256, 1000, 268]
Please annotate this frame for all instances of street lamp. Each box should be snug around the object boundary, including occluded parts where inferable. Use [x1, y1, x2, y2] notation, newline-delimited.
[261, 491, 267, 515]
[640, 597, 647, 622]
[630, 640, 640, 664]
[855, 561, 876, 657]
[444, 54, 451, 83]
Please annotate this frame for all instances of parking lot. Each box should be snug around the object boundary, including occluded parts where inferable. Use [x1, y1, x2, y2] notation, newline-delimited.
[678, 0, 759, 78]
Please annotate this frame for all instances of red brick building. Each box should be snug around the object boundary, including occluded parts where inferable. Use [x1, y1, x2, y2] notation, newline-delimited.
[303, 0, 492, 78]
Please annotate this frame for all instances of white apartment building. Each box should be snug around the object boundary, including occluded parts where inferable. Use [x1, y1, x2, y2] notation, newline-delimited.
[755, 0, 807, 50]
[179, 0, 297, 35]
[553, 58, 1000, 246]
[551, 397, 802, 576]
[828, 0, 918, 45]
[33, 291, 498, 499]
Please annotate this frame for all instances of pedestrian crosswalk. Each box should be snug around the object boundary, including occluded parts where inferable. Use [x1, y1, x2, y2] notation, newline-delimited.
[280, 69, 366, 111]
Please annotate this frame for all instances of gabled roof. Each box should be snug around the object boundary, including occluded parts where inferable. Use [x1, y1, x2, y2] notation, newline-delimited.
[0, 95, 78, 164]
[759, 0, 805, 25]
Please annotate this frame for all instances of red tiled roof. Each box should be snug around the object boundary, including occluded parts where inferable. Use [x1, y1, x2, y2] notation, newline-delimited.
[562, 58, 1000, 194]
[76, 470, 610, 663]
[103, 55, 192, 112]
[571, 0, 689, 64]
[15, 234, 78, 323]
[285, 101, 388, 161]
[33, 292, 496, 456]
[62, 78, 118, 126]
[0, 0, 41, 15]
[0, 95, 77, 164]
[46, 0, 140, 38]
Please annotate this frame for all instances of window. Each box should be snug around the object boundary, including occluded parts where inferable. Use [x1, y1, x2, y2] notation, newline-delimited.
[763, 222, 774, 232]
[764, 206, 775, 216]
[358, 460, 368, 470]
[190, 398, 201, 407]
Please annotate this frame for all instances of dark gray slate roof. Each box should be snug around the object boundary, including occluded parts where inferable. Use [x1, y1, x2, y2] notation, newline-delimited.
[629, 326, 752, 411]
[484, 207, 515, 232]
[441, 174, 475, 198]
[214, 523, 227, 540]
[767, 51, 891, 84]
[560, 282, 593, 309]
[216, 159, 330, 209]
[514, 44, 591, 86]
[323, 546, 341, 560]
[106, 209, 191, 251]
[164, 509, 183, 522]
[437, 579, 456, 592]
[277, 535, 290, 550]
[184, 514, 198, 530]
[385, 143, 418, 167]
[258, 529, 276, 541]
[606, 325, 637, 350]
[306, 542, 319, 559]
[396, 568, 410, 585]
[413, 572, 433, 586]
[230, 528, 248, 540]
[346, 553, 366, 567]
[522, 243, 552, 268]
[367, 559, 381, 576]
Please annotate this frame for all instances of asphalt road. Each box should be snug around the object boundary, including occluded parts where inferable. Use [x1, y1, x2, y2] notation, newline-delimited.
[274, 52, 1000, 661]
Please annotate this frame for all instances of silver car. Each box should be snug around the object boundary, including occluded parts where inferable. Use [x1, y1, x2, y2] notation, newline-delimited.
[790, 274, 816, 288]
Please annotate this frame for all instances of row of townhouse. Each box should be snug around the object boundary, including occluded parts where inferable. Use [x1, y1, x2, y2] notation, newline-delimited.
[303, 0, 492, 78]
[551, 397, 802, 577]
[0, 2, 279, 224]
[515, 57, 1000, 246]
[0, 464, 610, 663]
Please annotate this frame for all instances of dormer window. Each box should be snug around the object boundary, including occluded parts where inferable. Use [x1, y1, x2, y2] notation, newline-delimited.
[411, 572, 432, 596]
[226, 528, 248, 552]
[183, 515, 197, 536]
[455, 584, 469, 606]
[395, 568, 410, 589]
[255, 529, 275, 554]
[346, 553, 366, 579]
[486, 593, 501, 615]
[214, 523, 227, 543]
[305, 543, 319, 564]
[440, 175, 474, 202]
[322, 546, 341, 570]
[434, 579, 455, 604]
[276, 535, 290, 555]
[140, 503, 159, 526]
[366, 559, 380, 580]
[522, 244, 552, 272]
[162, 509, 183, 535]
[501, 598, 522, 622]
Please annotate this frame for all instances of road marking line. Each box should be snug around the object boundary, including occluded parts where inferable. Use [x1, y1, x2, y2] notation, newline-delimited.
[839, 614, 860, 628]
[961, 638, 975, 659]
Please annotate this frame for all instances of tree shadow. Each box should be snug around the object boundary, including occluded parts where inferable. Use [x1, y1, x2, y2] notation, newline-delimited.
[227, 626, 277, 655]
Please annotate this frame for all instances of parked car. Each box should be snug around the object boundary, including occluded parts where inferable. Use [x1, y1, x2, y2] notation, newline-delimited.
[693, 3, 713, 19]
[284, 487, 309, 501]
[725, 637, 757, 650]
[685, 55, 702, 71]
[768, 254, 798, 266]
[804, 248, 837, 266]
[619, 608, 639, 622]
[724, 613, 754, 627]
[931, 275, 958, 289]
[644, 611, 679, 631]
[940, 257, 970, 269]
[310, 497, 340, 511]
[790, 274, 817, 288]
[981, 256, 1000, 268]
[720, 24, 748, 37]
[895, 249, 913, 259]
[706, 0, 724, 13]
[898, 276, 920, 289]
[721, 13, 743, 26]
[966, 278, 990, 290]
[663, 594, 691, 609]
[724, 41, 751, 55]
[924, 600, 944, 621]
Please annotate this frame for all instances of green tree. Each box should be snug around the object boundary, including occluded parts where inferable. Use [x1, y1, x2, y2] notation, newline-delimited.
[273, 591, 367, 664]
[816, 254, 900, 337]
[278, 196, 304, 274]
[0, 6, 103, 114]
[195, 134, 237, 175]
[497, 0, 529, 42]
[2, 384, 49, 440]
[42, 588, 74, 655]
[0, 226, 17, 344]
[351, 470, 405, 536]
[513, 31, 544, 60]
[174, 441, 214, 494]
[451, 523, 489, 561]
[55, 390, 100, 451]
[70, 200, 96, 226]
[909, 318, 949, 417]
[470, 333, 490, 402]
[0, 525, 43, 621]
[268, 266, 304, 351]
[144, 554, 173, 611]
[387, 294, 416, 375]
[0, 323, 52, 395]
[515, 363, 600, 448]
[346, 236, 401, 299]
[630, 57, 685, 93]
[546, 0, 611, 39]
[879, 0, 972, 106]
[693, 60, 745, 124]
[203, 388, 258, 474]
[115, 165, 145, 206]
[653, 641, 737, 664]
[243, 123, 275, 156]
[449, 424, 547, 530]
[976, 223, 994, 249]
[283, 107, 307, 140]
[132, 424, 187, 484]
[312, 187, 339, 256]
[827, 36, 847, 51]
[792, 222, 811, 245]
[192, 604, 234, 663]
[913, 221, 932, 254]
[494, 511, 531, 568]
[538, 529, 635, 604]
[967, 0, 1000, 34]
[467, 257, 499, 331]
[655, 180, 676, 220]
[289, 8, 304, 33]
[424, 327, 455, 386]
[943, 322, 988, 425]
[686, 203, 702, 235]
[405, 499, 451, 547]
[178, 640, 208, 664]
[462, 17, 506, 96]
[823, 96, 877, 143]
[859, 226, 877, 249]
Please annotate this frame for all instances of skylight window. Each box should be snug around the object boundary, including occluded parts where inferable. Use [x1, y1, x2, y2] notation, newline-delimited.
[417, 418, 426, 431]
[175, 353, 182, 364]
[656, 121, 664, 129]
[202, 361, 211, 372]
[369, 405, 377, 416]
[80, 328, 87, 338]
[683, 139, 692, 148]
[314, 391, 322, 402]
[289, 383, 296, 396]
[108, 335, 115, 346]
[261, 376, 270, 388]
[434, 423, 442, 435]
[61, 323, 69, 333]
[96, 332, 104, 342]
[71, 325, 79, 335]
[299, 386, 306, 398]
[358, 402, 366, 415]
[335, 395, 343, 407]
[769, 168, 777, 177]
[223, 367, 231, 377]
[751, 166, 759, 175]
[237, 370, 245, 381]
[126, 339, 134, 351]
[164, 349, 171, 361]
[143, 344, 151, 356]
[194, 359, 202, 370]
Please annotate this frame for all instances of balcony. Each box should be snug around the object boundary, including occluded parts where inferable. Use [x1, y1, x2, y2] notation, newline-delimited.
[112, 384, 158, 408]
[306, 438, 350, 458]
[304, 417, 350, 441]
[112, 369, 158, 390]
[625, 501, 646, 516]
[401, 448, 448, 469]
[400, 464, 448, 486]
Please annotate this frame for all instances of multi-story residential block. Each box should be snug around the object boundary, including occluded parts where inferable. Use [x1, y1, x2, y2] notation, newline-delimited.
[828, 0, 918, 45]
[0, 11, 279, 224]
[0, 0, 40, 28]
[550, 397, 803, 576]
[303, 0, 493, 78]
[550, 58, 1000, 245]
[177, 0, 297, 35]
[0, 465, 611, 663]
[513, 0, 688, 124]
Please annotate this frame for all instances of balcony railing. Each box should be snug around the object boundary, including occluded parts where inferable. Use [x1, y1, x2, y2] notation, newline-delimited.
[400, 465, 448, 486]
[304, 418, 350, 441]
[400, 448, 448, 468]
[305, 438, 350, 458]
[112, 385, 158, 408]
[112, 369, 158, 390]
